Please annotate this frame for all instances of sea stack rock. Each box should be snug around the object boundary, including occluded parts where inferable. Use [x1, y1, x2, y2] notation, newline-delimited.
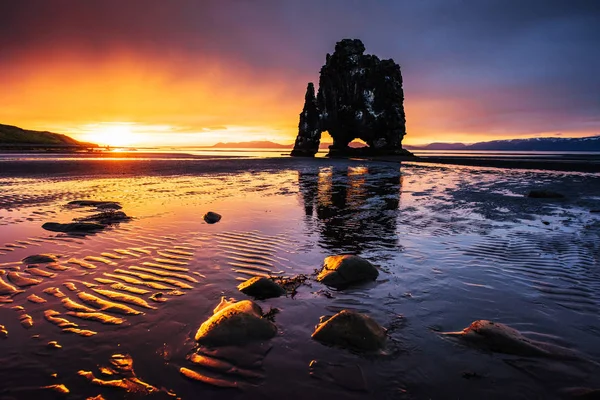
[291, 39, 412, 157]
[291, 83, 321, 157]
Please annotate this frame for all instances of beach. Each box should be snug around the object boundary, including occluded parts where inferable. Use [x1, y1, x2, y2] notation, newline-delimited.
[1, 153, 600, 399]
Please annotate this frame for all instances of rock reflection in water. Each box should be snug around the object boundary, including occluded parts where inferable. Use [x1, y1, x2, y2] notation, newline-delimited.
[298, 165, 402, 252]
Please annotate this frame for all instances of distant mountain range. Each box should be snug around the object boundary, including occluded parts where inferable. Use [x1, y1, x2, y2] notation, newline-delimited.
[212, 136, 600, 152]
[0, 123, 97, 148]
[409, 136, 600, 151]
[210, 141, 366, 149]
[3, 123, 598, 152]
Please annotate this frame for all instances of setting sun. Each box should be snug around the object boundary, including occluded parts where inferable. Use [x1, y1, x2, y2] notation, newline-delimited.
[81, 122, 138, 147]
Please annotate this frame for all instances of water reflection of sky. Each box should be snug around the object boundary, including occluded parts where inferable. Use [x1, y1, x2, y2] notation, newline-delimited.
[0, 157, 599, 398]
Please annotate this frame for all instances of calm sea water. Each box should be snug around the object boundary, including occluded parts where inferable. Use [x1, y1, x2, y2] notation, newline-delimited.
[0, 153, 599, 399]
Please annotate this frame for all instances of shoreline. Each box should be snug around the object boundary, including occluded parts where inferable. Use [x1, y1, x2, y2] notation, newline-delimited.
[1, 150, 599, 175]
[353, 154, 600, 173]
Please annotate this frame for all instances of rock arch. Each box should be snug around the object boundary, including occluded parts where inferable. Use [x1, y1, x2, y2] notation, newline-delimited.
[291, 39, 411, 157]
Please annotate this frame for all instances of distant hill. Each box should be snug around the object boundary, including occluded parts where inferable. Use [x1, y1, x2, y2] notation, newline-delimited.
[210, 137, 600, 152]
[0, 123, 97, 147]
[412, 136, 600, 151]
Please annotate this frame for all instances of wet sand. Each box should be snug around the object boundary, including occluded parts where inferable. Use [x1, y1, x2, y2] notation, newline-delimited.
[372, 153, 600, 173]
[1, 154, 599, 399]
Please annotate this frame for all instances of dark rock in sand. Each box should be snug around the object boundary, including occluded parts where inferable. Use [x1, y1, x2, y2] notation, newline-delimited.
[42, 222, 105, 233]
[203, 211, 222, 224]
[22, 254, 60, 264]
[591, 209, 600, 214]
[441, 320, 580, 358]
[317, 255, 378, 288]
[238, 277, 285, 299]
[195, 298, 277, 346]
[291, 38, 412, 157]
[311, 309, 387, 352]
[67, 200, 122, 209]
[527, 190, 565, 199]
[76, 211, 132, 225]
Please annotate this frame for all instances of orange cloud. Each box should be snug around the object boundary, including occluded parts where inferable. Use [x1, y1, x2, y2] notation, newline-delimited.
[0, 49, 304, 146]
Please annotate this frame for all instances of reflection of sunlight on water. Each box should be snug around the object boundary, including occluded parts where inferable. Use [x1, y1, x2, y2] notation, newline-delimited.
[347, 166, 368, 208]
[316, 167, 333, 208]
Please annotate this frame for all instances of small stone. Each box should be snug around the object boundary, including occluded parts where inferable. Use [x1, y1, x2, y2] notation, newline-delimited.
[203, 212, 222, 224]
[238, 277, 285, 299]
[317, 255, 378, 289]
[311, 309, 387, 352]
[462, 371, 484, 380]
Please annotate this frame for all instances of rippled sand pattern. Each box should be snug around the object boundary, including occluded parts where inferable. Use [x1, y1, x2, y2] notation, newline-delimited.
[0, 157, 599, 399]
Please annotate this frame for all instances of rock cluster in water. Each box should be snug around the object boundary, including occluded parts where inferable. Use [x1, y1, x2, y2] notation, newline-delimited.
[42, 200, 131, 234]
[198, 253, 387, 353]
[291, 38, 412, 157]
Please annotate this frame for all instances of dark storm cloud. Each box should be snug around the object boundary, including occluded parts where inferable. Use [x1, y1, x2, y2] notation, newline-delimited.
[0, 0, 598, 137]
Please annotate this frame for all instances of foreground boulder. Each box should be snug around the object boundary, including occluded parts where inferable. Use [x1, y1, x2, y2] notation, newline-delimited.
[42, 222, 105, 233]
[195, 298, 277, 346]
[238, 277, 285, 299]
[203, 212, 222, 224]
[527, 190, 565, 199]
[317, 255, 378, 288]
[312, 310, 386, 351]
[441, 320, 579, 358]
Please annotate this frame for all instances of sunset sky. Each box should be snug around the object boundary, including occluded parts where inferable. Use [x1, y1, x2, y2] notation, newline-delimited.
[0, 0, 598, 146]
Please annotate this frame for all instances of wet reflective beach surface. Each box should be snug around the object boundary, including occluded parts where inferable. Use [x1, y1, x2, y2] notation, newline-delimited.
[0, 155, 599, 399]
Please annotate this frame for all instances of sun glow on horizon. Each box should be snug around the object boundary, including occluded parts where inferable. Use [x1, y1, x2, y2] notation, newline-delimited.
[79, 122, 141, 147]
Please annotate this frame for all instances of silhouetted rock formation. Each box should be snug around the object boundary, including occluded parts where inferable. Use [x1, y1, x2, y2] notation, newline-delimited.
[291, 39, 412, 157]
[291, 83, 321, 157]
